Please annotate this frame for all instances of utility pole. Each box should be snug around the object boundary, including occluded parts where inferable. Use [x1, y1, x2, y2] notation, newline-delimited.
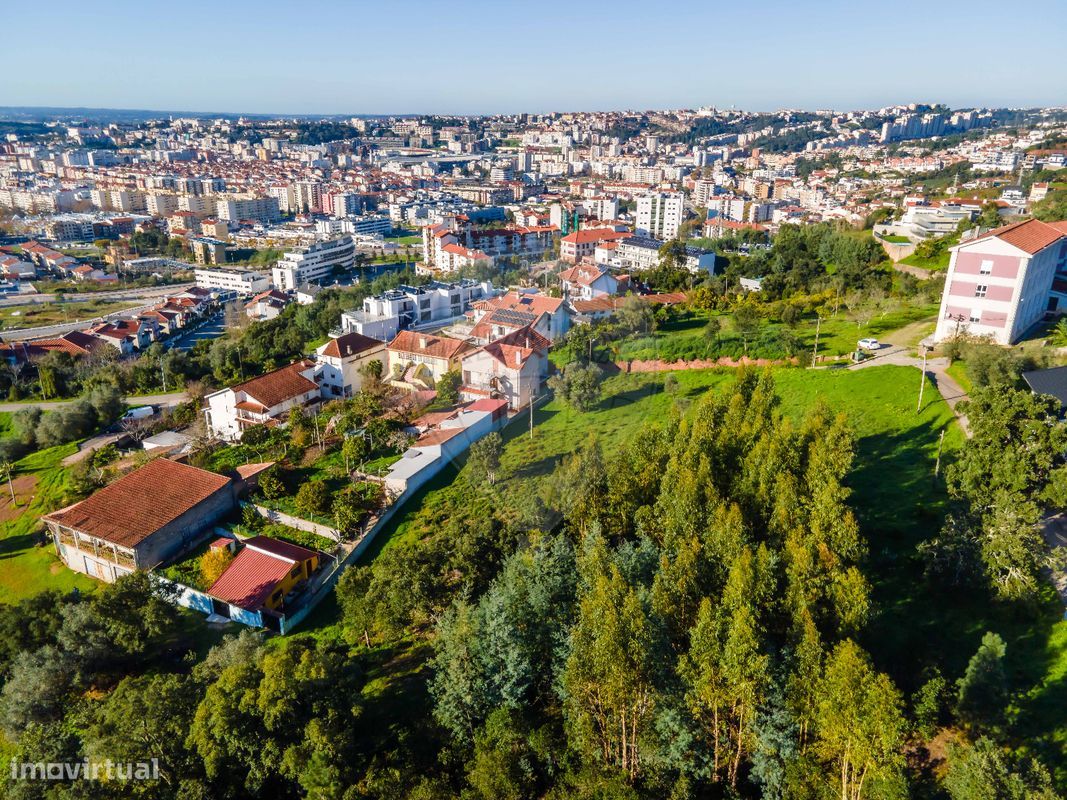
[529, 394, 537, 438]
[917, 346, 928, 413]
[810, 316, 821, 368]
[159, 354, 167, 392]
[934, 428, 946, 478]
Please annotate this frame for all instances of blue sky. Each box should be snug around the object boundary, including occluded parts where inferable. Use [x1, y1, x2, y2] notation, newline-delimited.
[4, 0, 1064, 114]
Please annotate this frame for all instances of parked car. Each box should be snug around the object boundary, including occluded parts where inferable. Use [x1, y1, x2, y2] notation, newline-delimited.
[857, 338, 881, 350]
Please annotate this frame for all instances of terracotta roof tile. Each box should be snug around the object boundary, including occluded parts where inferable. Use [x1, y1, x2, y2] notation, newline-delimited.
[43, 459, 232, 549]
[387, 330, 471, 360]
[970, 218, 1067, 255]
[234, 360, 318, 409]
[318, 331, 383, 359]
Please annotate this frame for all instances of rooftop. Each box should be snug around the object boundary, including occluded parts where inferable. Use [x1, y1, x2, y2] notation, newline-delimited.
[43, 459, 232, 549]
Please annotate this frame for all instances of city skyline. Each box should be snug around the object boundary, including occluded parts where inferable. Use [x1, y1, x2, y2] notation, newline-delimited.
[4, 0, 1066, 115]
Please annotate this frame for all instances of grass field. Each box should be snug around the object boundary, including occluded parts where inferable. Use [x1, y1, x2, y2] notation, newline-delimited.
[614, 303, 939, 363]
[0, 442, 95, 601]
[0, 299, 143, 330]
[900, 249, 952, 271]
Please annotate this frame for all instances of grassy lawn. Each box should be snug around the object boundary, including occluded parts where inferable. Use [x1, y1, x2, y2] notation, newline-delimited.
[0, 442, 96, 601]
[879, 234, 912, 244]
[614, 303, 938, 363]
[945, 360, 974, 394]
[900, 249, 952, 271]
[0, 299, 145, 330]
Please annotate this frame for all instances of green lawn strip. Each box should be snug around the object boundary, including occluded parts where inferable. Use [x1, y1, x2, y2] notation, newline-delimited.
[0, 442, 96, 600]
[944, 360, 974, 395]
[900, 250, 951, 271]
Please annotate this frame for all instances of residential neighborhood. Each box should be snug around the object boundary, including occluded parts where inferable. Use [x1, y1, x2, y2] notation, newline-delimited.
[2, 4, 1067, 798]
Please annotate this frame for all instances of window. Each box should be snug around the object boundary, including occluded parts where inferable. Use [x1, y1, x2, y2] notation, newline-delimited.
[980, 259, 993, 274]
[975, 284, 988, 298]
[271, 589, 283, 603]
[290, 565, 302, 579]
[969, 310, 981, 324]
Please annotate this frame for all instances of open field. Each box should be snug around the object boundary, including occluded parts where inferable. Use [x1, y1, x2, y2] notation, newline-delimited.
[0, 442, 95, 601]
[0, 298, 143, 330]
[613, 303, 939, 363]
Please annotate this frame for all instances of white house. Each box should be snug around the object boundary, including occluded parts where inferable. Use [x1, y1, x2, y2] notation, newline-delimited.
[559, 263, 619, 300]
[460, 325, 551, 410]
[204, 360, 321, 441]
[315, 332, 386, 399]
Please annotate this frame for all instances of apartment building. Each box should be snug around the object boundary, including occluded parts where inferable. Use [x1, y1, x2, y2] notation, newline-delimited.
[271, 236, 355, 290]
[340, 280, 497, 341]
[194, 267, 270, 294]
[216, 195, 281, 224]
[636, 192, 684, 240]
[933, 219, 1067, 345]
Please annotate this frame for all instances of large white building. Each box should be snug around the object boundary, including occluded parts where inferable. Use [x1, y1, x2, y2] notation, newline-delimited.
[933, 219, 1067, 345]
[636, 192, 685, 240]
[340, 280, 497, 341]
[271, 236, 355, 290]
[194, 267, 271, 295]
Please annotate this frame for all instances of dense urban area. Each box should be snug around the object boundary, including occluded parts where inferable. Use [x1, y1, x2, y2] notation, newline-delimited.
[1, 99, 1067, 800]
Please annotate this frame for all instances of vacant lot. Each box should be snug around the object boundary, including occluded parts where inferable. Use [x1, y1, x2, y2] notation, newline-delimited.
[1, 299, 143, 330]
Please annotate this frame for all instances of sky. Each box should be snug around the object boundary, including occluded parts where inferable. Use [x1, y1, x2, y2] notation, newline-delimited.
[3, 0, 1065, 116]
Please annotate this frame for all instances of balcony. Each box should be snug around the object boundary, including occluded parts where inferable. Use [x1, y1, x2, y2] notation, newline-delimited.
[55, 528, 136, 568]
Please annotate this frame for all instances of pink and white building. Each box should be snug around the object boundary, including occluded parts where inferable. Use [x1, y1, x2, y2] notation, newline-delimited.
[934, 219, 1067, 345]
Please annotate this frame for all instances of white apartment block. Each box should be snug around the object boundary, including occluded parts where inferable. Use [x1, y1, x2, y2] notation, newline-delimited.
[341, 280, 497, 341]
[271, 235, 355, 290]
[636, 193, 684, 240]
[194, 267, 271, 295]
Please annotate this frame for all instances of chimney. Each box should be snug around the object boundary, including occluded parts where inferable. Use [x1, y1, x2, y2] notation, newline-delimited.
[419, 335, 427, 349]
[514, 350, 521, 366]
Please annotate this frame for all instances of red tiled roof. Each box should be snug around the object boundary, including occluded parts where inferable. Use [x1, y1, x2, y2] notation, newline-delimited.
[319, 331, 382, 359]
[207, 547, 293, 610]
[387, 330, 471, 360]
[415, 427, 465, 446]
[485, 291, 563, 316]
[968, 218, 1067, 255]
[43, 459, 232, 549]
[234, 360, 318, 409]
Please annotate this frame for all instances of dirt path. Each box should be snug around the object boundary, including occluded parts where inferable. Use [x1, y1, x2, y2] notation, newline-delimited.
[0, 474, 38, 523]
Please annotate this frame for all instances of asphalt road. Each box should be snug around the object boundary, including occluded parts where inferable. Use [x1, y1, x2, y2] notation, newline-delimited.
[0, 391, 188, 413]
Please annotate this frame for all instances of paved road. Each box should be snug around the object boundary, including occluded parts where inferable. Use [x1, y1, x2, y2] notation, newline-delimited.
[166, 311, 226, 351]
[0, 391, 187, 413]
[848, 345, 971, 436]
